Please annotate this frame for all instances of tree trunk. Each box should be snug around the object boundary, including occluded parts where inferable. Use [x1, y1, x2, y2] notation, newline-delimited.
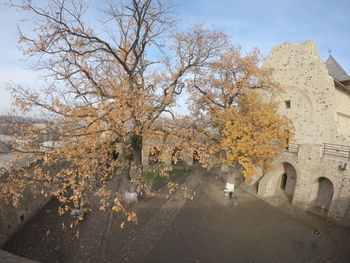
[114, 134, 143, 202]
[227, 165, 236, 185]
[115, 143, 132, 181]
[131, 133, 143, 168]
[224, 163, 238, 197]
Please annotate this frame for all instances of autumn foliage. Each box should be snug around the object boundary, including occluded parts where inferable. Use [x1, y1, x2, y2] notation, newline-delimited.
[215, 92, 291, 178]
[0, 0, 291, 220]
[188, 46, 292, 179]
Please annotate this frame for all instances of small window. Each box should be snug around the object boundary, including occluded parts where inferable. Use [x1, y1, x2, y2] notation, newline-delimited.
[20, 214, 25, 223]
[285, 100, 291, 108]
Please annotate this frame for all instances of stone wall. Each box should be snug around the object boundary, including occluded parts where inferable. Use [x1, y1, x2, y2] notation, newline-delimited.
[141, 137, 194, 168]
[258, 41, 350, 226]
[0, 189, 50, 246]
[262, 40, 348, 145]
[0, 154, 51, 246]
[259, 145, 350, 226]
[334, 87, 350, 143]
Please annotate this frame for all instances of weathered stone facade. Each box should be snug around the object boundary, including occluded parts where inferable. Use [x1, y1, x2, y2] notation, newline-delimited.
[258, 41, 350, 226]
[0, 187, 50, 246]
[0, 153, 51, 246]
[141, 137, 194, 168]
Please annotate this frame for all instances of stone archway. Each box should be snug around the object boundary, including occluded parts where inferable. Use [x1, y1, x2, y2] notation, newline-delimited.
[193, 150, 200, 163]
[258, 158, 299, 200]
[149, 146, 161, 165]
[171, 147, 185, 165]
[279, 162, 297, 202]
[314, 177, 334, 216]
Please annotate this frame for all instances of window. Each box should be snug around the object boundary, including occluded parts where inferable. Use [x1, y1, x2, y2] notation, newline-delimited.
[20, 214, 25, 223]
[285, 100, 291, 108]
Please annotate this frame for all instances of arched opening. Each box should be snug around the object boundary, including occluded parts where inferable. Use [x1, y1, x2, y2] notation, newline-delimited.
[19, 214, 25, 223]
[171, 147, 185, 165]
[314, 177, 334, 216]
[149, 146, 161, 165]
[193, 150, 200, 163]
[278, 162, 297, 202]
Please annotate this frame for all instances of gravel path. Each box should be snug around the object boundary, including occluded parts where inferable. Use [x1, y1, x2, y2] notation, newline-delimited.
[116, 170, 201, 263]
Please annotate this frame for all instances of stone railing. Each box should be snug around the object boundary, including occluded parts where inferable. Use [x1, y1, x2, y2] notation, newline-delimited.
[284, 142, 350, 162]
[322, 143, 350, 162]
[286, 143, 300, 155]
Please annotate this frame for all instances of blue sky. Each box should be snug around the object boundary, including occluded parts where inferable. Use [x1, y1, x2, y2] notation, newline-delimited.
[0, 0, 349, 113]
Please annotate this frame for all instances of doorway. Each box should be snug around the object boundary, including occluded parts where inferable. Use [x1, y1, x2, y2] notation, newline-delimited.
[314, 177, 334, 216]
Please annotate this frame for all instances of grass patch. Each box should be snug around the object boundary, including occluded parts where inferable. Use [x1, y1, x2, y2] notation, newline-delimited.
[143, 168, 192, 182]
[143, 171, 164, 182]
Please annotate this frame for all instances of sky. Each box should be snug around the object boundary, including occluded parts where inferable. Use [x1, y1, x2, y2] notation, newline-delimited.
[0, 0, 349, 114]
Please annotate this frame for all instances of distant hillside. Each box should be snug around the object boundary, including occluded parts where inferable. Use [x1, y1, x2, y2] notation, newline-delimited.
[0, 115, 46, 124]
[0, 115, 46, 135]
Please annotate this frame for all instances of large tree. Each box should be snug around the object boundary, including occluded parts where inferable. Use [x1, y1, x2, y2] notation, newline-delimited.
[1, 0, 291, 221]
[1, 0, 227, 215]
[188, 46, 292, 179]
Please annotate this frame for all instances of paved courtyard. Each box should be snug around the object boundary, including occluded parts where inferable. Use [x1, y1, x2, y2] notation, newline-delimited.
[4, 166, 350, 262]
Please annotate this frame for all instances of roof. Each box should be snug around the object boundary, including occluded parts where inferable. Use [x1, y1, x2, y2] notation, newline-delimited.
[334, 79, 350, 95]
[326, 55, 350, 82]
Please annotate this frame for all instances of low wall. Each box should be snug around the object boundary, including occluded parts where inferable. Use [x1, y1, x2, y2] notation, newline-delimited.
[0, 249, 39, 262]
[0, 154, 51, 246]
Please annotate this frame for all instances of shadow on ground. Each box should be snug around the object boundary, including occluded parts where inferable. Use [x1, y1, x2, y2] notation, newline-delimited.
[3, 166, 350, 263]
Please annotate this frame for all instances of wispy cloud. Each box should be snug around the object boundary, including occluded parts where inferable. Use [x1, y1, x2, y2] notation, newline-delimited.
[1, 0, 349, 110]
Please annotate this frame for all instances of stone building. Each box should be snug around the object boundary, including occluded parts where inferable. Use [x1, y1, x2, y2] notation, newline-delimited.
[0, 134, 54, 246]
[141, 136, 194, 168]
[0, 142, 54, 246]
[258, 41, 350, 225]
[0, 184, 50, 246]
